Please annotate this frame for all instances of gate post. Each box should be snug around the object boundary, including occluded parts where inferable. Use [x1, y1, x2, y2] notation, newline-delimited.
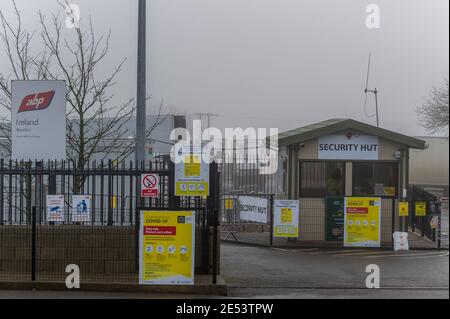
[31, 206, 36, 281]
[269, 194, 274, 247]
[391, 199, 395, 250]
[209, 162, 219, 284]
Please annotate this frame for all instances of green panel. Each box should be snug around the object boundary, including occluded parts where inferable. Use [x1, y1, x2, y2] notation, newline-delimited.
[326, 196, 345, 241]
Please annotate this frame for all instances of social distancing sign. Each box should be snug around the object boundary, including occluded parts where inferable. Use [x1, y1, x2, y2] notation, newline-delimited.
[141, 173, 159, 198]
[273, 200, 299, 238]
[139, 210, 195, 285]
[344, 197, 381, 247]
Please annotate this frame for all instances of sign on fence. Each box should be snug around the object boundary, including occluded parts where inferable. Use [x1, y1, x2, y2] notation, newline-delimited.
[399, 201, 409, 217]
[415, 202, 426, 216]
[344, 197, 381, 247]
[141, 173, 159, 198]
[175, 146, 209, 197]
[46, 195, 65, 222]
[72, 195, 91, 222]
[139, 210, 195, 285]
[11, 80, 66, 160]
[273, 200, 299, 238]
[239, 196, 268, 223]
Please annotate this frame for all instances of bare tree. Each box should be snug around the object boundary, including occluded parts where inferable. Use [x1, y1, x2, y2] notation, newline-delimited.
[417, 79, 449, 136]
[0, 0, 166, 197]
[0, 1, 166, 165]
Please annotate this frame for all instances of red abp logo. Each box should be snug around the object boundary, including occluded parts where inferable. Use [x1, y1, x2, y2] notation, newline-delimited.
[18, 90, 55, 113]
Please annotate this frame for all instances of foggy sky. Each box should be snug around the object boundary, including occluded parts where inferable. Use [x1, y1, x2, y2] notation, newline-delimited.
[1, 0, 448, 137]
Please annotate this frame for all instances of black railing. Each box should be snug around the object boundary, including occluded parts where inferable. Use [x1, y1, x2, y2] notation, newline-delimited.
[408, 185, 442, 247]
[0, 159, 220, 284]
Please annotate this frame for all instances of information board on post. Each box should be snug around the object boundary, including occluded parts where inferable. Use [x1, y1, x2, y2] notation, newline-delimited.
[239, 196, 268, 224]
[175, 146, 209, 197]
[139, 210, 195, 285]
[273, 200, 299, 238]
[11, 80, 66, 160]
[344, 197, 381, 247]
[46, 195, 65, 222]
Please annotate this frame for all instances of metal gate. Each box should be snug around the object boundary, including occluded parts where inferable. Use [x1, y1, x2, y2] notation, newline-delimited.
[0, 159, 220, 284]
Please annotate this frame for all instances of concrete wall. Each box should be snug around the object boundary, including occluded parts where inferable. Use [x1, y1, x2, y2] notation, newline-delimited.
[0, 225, 210, 278]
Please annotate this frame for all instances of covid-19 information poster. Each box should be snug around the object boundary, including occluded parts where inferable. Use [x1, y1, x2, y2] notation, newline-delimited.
[139, 210, 195, 285]
[344, 197, 381, 247]
[273, 200, 299, 238]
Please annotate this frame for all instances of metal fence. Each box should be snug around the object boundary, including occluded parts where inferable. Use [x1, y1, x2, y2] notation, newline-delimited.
[0, 159, 220, 283]
[406, 185, 443, 249]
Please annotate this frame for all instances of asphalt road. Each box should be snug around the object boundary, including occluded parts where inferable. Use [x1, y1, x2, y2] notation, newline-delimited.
[221, 243, 449, 299]
[1, 242, 448, 299]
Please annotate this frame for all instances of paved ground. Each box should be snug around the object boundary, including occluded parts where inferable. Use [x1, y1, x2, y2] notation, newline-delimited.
[221, 242, 449, 299]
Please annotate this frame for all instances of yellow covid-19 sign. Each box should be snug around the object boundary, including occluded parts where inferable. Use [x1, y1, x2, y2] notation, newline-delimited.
[139, 210, 195, 285]
[344, 197, 381, 247]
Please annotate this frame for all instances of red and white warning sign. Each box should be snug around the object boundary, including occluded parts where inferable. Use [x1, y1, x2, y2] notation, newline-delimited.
[141, 173, 159, 198]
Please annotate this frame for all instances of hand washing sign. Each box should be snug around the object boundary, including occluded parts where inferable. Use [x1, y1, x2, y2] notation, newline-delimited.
[318, 134, 379, 160]
[11, 80, 66, 160]
[72, 195, 91, 222]
[273, 200, 299, 238]
[344, 197, 381, 247]
[46, 195, 65, 222]
[139, 210, 195, 285]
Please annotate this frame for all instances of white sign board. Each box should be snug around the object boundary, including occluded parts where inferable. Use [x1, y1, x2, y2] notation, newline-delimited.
[239, 196, 268, 223]
[141, 173, 159, 197]
[11, 80, 66, 160]
[72, 195, 91, 222]
[46, 195, 65, 222]
[318, 134, 379, 160]
[273, 200, 299, 238]
[175, 145, 209, 197]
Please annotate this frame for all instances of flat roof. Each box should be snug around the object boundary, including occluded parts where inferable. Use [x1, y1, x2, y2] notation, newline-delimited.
[277, 118, 426, 149]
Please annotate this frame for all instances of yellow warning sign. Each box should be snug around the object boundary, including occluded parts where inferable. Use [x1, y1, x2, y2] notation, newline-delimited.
[415, 202, 426, 216]
[399, 201, 408, 217]
[184, 155, 201, 177]
[224, 198, 233, 210]
[280, 207, 292, 224]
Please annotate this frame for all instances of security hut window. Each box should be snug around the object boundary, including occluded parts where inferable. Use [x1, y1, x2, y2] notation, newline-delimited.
[353, 162, 398, 197]
[300, 162, 345, 197]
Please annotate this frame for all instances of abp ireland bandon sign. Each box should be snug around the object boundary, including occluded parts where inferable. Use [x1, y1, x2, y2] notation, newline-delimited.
[11, 81, 66, 160]
[318, 134, 379, 160]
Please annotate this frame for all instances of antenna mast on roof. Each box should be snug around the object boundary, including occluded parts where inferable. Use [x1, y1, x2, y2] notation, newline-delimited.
[364, 52, 380, 127]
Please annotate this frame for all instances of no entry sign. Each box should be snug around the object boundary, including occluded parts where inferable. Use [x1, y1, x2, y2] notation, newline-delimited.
[141, 174, 159, 198]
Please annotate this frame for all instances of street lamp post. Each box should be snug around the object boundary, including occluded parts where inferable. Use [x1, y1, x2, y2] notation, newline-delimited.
[136, 0, 146, 166]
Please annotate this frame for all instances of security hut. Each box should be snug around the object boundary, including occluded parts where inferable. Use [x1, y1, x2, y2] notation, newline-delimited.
[277, 119, 426, 247]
